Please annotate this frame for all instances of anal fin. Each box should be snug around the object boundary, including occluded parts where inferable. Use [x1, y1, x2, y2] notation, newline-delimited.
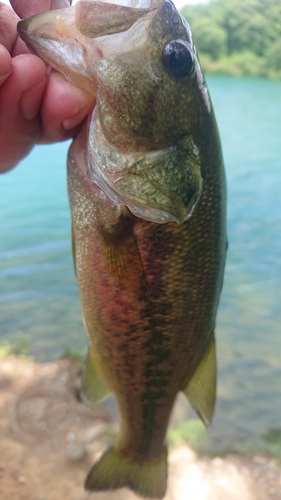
[182, 334, 217, 426]
[80, 345, 110, 404]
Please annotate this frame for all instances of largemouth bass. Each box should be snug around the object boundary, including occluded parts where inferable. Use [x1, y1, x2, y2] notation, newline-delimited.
[18, 1, 227, 498]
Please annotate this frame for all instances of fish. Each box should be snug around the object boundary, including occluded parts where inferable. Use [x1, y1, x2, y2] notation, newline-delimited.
[18, 1, 227, 498]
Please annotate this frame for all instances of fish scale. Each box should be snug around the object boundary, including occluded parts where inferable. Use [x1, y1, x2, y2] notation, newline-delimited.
[67, 128, 224, 457]
[18, 0, 227, 497]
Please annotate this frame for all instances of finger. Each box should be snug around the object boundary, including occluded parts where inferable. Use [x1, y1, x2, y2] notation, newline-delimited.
[51, 0, 72, 8]
[11, 1, 72, 56]
[0, 3, 32, 57]
[0, 3, 19, 52]
[10, 0, 71, 19]
[39, 71, 94, 143]
[0, 54, 48, 173]
[0, 45, 12, 85]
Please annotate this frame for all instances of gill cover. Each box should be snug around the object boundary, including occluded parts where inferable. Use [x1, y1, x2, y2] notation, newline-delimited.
[18, 0, 204, 223]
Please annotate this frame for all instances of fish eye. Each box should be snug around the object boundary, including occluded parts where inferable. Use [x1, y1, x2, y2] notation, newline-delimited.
[162, 40, 193, 78]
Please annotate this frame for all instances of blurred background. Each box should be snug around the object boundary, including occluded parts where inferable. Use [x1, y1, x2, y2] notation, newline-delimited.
[1, 0, 281, 455]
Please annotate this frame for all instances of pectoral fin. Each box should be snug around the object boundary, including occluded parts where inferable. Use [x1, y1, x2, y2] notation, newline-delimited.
[182, 334, 216, 426]
[101, 214, 147, 298]
[80, 345, 110, 404]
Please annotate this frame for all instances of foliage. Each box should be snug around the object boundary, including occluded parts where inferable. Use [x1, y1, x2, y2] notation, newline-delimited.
[181, 0, 281, 78]
[0, 333, 31, 358]
[191, 18, 227, 59]
[230, 428, 281, 458]
[168, 419, 206, 448]
[60, 346, 87, 367]
[261, 429, 281, 458]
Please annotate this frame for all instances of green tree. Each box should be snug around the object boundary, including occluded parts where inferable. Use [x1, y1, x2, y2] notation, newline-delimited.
[266, 40, 281, 71]
[191, 18, 227, 59]
[181, 0, 281, 78]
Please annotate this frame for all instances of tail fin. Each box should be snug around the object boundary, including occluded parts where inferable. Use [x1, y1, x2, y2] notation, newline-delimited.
[85, 444, 167, 499]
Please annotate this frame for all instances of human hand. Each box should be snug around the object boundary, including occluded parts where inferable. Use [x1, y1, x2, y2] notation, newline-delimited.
[0, 1, 94, 173]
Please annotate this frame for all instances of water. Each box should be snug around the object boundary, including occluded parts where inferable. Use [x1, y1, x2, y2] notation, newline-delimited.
[0, 142, 85, 359]
[1, 76, 281, 451]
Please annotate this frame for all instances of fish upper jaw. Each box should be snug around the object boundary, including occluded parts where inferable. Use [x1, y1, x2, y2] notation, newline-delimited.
[17, 6, 99, 95]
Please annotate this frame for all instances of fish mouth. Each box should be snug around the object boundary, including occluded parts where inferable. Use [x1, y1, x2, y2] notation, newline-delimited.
[17, 0, 158, 95]
[18, 4, 98, 96]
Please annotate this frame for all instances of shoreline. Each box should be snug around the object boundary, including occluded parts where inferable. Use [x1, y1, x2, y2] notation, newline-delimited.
[0, 354, 281, 500]
[200, 59, 281, 80]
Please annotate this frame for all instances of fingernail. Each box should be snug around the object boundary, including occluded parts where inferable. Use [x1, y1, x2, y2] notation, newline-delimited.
[63, 107, 90, 130]
[20, 77, 48, 120]
[0, 69, 12, 85]
[0, 45, 12, 85]
[51, 0, 71, 9]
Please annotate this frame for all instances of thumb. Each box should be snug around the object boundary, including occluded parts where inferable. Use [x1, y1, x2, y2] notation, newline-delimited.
[0, 45, 12, 86]
[10, 0, 71, 20]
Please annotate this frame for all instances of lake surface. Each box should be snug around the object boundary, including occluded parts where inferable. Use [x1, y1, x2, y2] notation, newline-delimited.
[1, 76, 281, 452]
